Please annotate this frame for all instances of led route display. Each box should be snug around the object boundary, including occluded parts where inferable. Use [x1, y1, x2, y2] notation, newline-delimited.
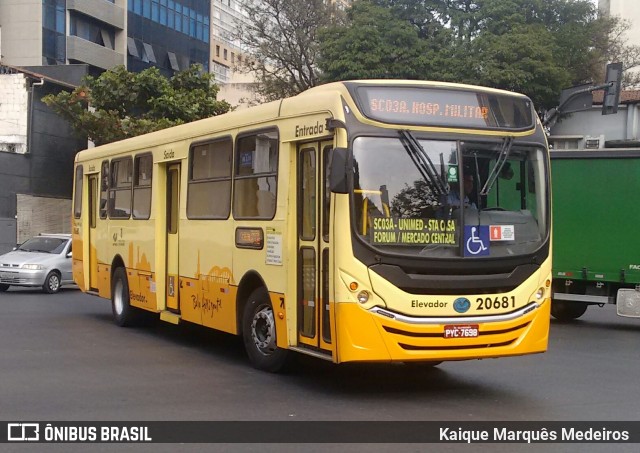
[352, 85, 534, 130]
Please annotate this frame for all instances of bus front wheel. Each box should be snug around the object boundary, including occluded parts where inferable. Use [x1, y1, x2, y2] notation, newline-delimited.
[111, 267, 138, 327]
[242, 288, 289, 372]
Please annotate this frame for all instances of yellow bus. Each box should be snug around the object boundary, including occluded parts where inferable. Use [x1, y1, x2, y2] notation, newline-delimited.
[72, 80, 551, 371]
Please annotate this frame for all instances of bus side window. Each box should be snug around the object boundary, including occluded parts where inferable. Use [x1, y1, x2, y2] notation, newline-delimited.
[100, 160, 109, 219]
[233, 130, 278, 220]
[187, 138, 233, 219]
[109, 157, 132, 219]
[73, 165, 83, 219]
[133, 153, 153, 219]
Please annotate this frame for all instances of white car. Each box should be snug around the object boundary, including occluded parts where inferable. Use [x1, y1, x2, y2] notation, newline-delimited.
[0, 234, 73, 294]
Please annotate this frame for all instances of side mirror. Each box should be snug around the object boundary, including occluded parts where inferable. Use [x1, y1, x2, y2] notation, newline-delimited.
[329, 147, 349, 194]
[66, 252, 72, 258]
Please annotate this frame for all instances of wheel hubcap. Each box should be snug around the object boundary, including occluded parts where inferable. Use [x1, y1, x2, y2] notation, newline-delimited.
[113, 280, 124, 315]
[251, 306, 277, 356]
[49, 275, 60, 291]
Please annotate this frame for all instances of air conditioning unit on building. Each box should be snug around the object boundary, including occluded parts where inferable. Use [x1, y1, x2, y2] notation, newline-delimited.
[584, 135, 605, 149]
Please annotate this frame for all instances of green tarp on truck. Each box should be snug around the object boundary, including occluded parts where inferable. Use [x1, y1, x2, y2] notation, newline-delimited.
[551, 149, 640, 320]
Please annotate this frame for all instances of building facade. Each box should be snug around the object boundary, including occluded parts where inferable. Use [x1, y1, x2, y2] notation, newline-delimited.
[0, 1, 211, 250]
[0, 64, 86, 252]
[549, 91, 640, 150]
[599, 0, 640, 80]
[127, 0, 211, 76]
[0, 0, 127, 76]
[211, 0, 352, 107]
[210, 0, 256, 106]
[0, 0, 210, 76]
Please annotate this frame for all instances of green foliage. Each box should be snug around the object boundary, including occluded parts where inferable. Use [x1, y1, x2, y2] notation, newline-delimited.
[42, 65, 231, 145]
[318, 0, 633, 110]
[319, 2, 432, 81]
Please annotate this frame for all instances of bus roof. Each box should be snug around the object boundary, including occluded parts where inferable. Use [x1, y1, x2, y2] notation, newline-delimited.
[75, 79, 531, 162]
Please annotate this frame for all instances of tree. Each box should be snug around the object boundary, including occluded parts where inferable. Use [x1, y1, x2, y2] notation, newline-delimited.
[319, 1, 436, 82]
[43, 65, 231, 146]
[466, 24, 570, 109]
[234, 0, 341, 102]
[588, 15, 640, 88]
[319, 0, 637, 110]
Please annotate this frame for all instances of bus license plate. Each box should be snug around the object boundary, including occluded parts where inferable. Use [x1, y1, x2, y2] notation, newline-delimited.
[444, 324, 479, 339]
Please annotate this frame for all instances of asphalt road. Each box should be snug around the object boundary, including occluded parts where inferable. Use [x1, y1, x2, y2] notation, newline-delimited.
[1, 287, 639, 452]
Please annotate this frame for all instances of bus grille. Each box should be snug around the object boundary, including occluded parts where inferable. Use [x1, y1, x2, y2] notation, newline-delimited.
[383, 321, 530, 351]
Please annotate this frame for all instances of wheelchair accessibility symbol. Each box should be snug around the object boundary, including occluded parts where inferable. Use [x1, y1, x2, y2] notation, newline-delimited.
[464, 225, 490, 257]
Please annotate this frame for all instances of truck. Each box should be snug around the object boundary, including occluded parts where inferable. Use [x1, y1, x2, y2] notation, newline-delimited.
[551, 148, 640, 320]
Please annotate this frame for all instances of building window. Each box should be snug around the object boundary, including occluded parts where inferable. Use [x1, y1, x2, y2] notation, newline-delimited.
[127, 37, 140, 58]
[142, 43, 157, 63]
[130, 0, 210, 43]
[167, 51, 180, 71]
[42, 0, 66, 64]
[70, 14, 116, 50]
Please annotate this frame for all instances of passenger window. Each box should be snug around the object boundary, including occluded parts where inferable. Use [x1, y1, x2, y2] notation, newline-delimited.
[233, 130, 278, 219]
[187, 138, 232, 219]
[100, 161, 109, 219]
[73, 165, 83, 219]
[133, 154, 153, 219]
[109, 157, 132, 218]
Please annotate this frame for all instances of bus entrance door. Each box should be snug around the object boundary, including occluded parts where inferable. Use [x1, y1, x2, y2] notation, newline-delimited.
[88, 175, 99, 290]
[166, 164, 180, 312]
[297, 141, 334, 357]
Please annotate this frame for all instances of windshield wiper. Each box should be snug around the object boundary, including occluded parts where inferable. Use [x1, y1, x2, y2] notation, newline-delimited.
[480, 136, 514, 196]
[398, 130, 447, 197]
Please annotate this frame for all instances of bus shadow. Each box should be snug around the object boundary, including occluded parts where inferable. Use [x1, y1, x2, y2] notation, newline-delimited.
[88, 312, 524, 402]
[280, 356, 511, 400]
[550, 318, 640, 334]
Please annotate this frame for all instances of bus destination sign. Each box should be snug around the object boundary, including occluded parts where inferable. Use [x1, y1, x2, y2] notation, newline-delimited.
[354, 86, 534, 130]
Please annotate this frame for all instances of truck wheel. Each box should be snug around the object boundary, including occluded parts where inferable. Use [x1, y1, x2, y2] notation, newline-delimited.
[42, 271, 61, 294]
[0, 284, 9, 292]
[551, 300, 588, 321]
[111, 267, 138, 327]
[242, 288, 289, 372]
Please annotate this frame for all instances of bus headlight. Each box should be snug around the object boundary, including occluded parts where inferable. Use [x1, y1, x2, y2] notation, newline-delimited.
[357, 290, 370, 304]
[535, 287, 545, 300]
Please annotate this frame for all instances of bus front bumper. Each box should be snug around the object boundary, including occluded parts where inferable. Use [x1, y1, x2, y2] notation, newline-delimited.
[334, 299, 551, 363]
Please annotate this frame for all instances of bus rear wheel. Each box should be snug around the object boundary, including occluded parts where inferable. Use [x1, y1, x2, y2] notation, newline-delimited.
[242, 288, 289, 372]
[111, 267, 138, 327]
[551, 300, 588, 321]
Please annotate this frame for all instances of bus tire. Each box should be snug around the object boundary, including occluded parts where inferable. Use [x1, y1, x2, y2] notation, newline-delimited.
[551, 300, 588, 321]
[0, 284, 9, 292]
[242, 287, 289, 372]
[111, 267, 137, 327]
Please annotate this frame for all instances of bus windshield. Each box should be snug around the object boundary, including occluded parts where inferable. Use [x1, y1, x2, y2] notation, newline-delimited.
[352, 135, 548, 258]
